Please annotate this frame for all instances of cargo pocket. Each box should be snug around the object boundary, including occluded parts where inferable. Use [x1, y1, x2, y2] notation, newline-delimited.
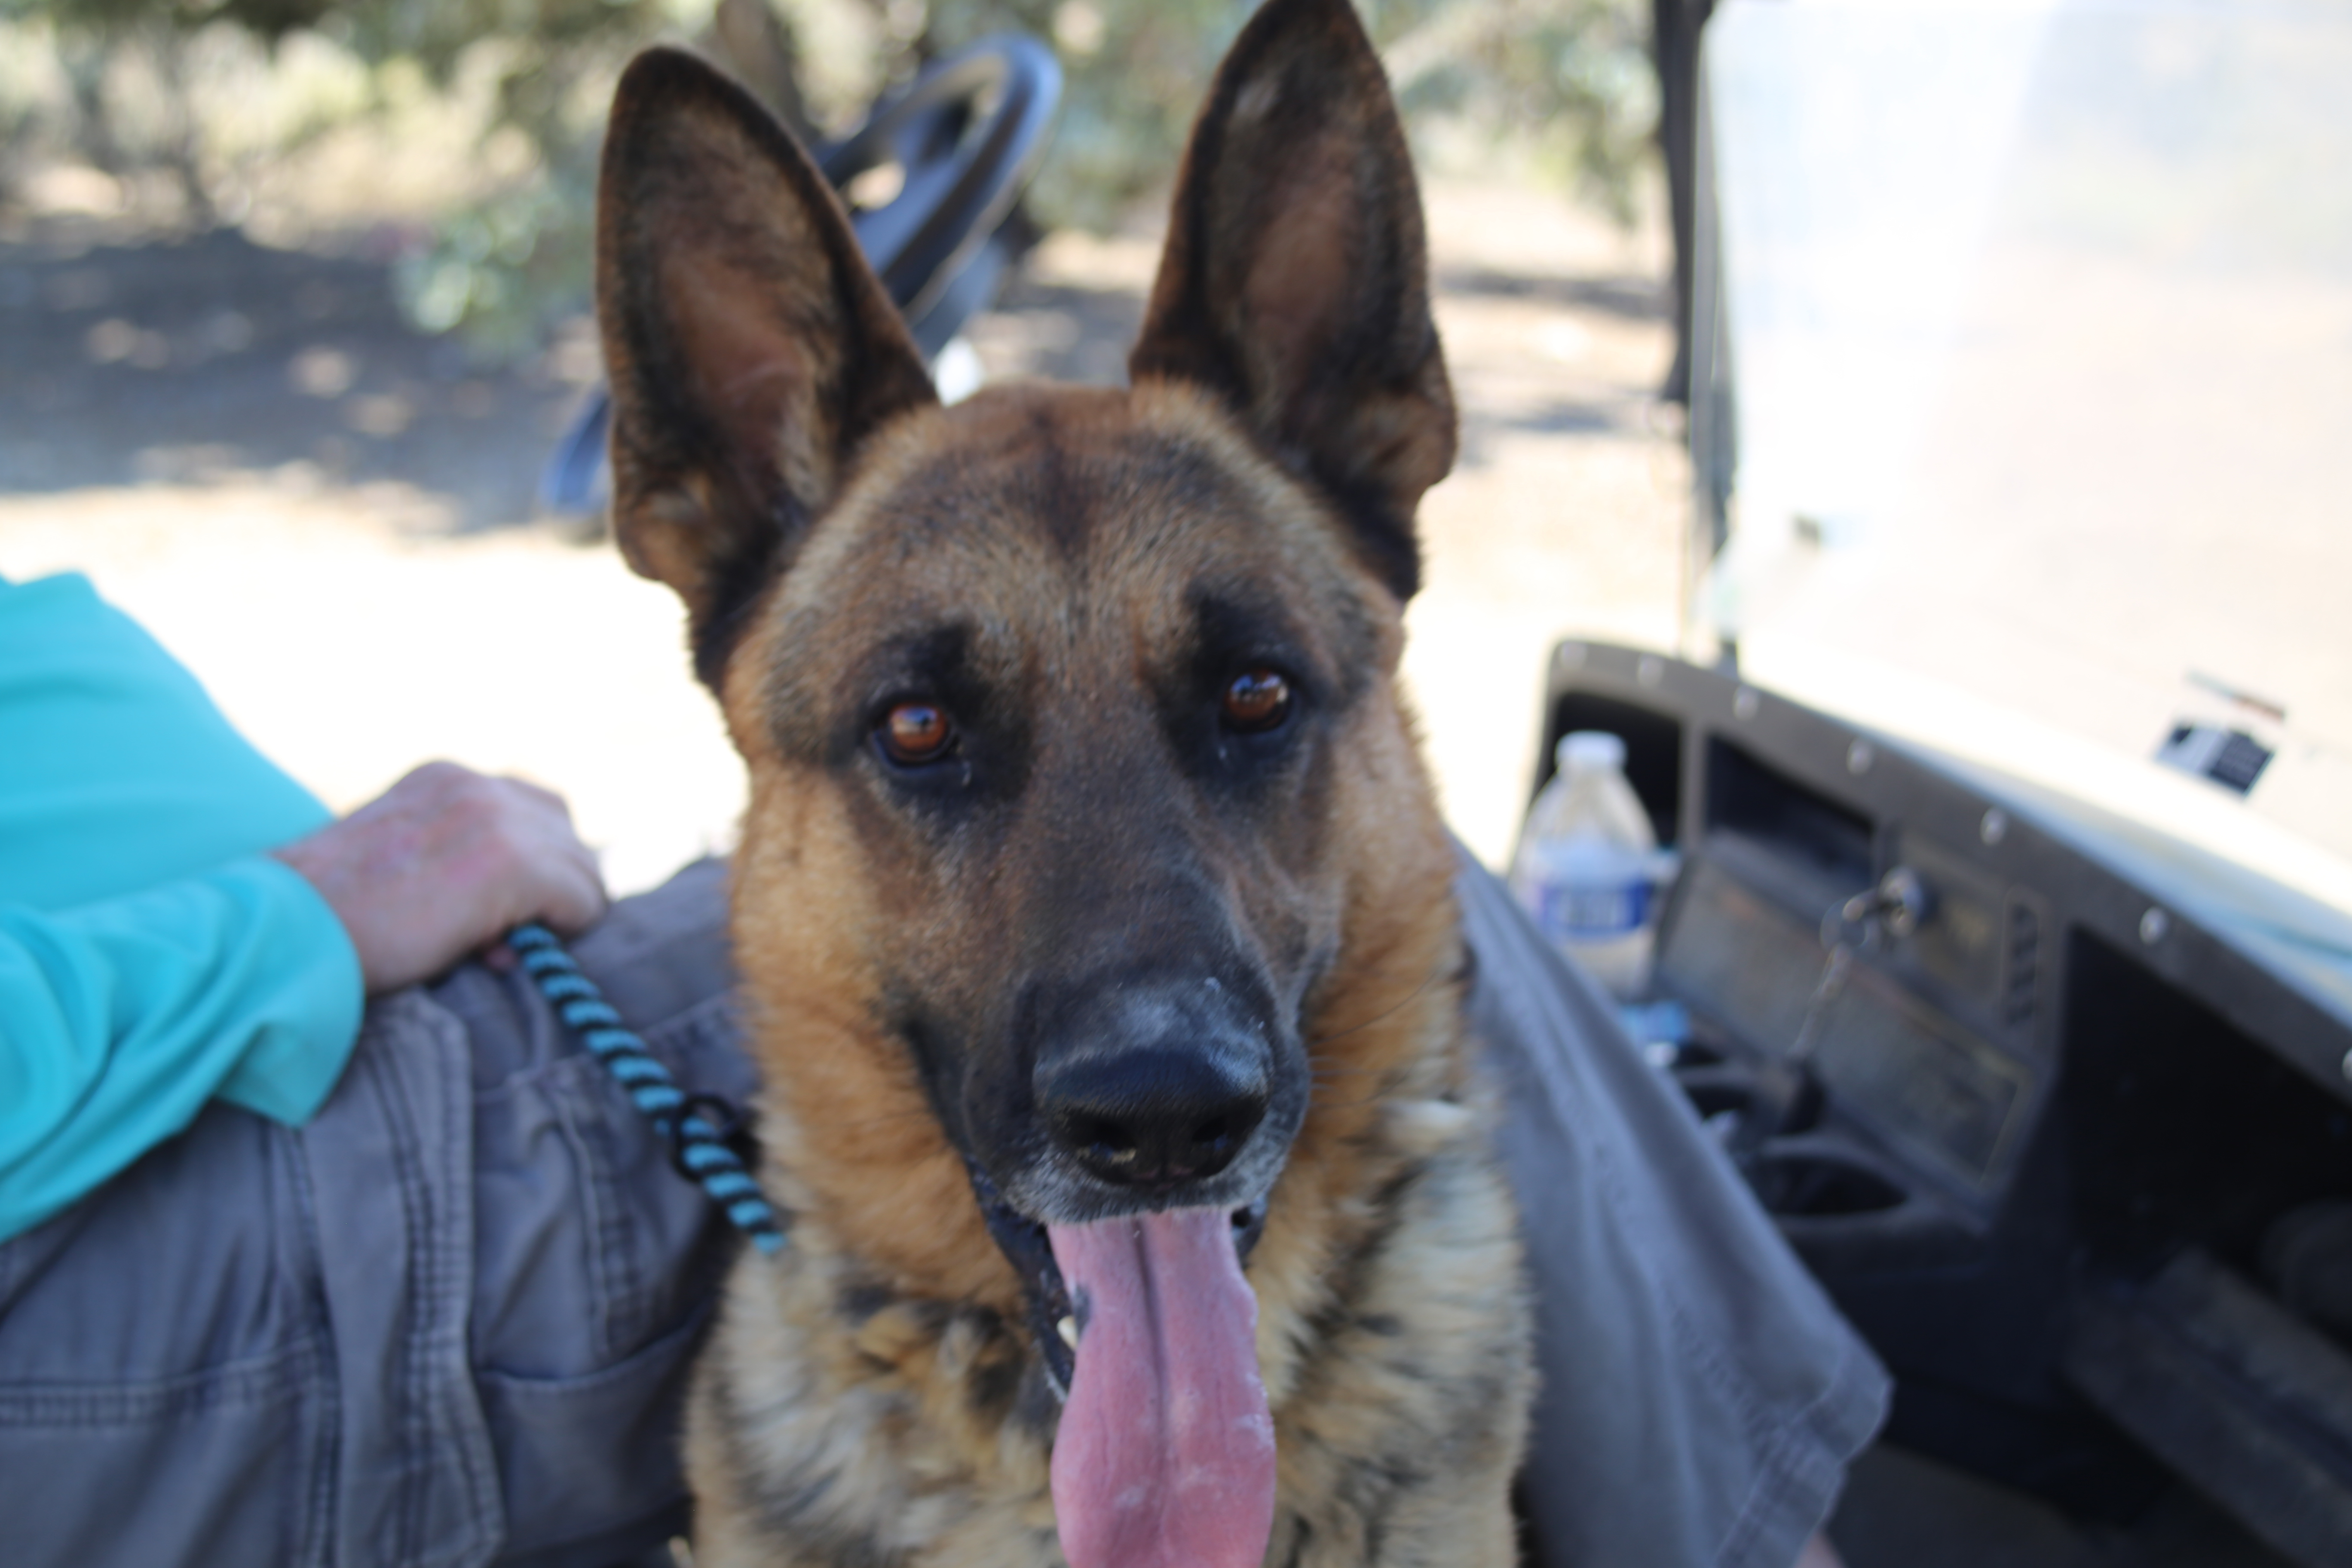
[469, 1013, 741, 1558]
[474, 1295, 714, 1559]
[0, 1109, 335, 1568]
[0, 1332, 335, 1567]
[453, 897, 754, 1560]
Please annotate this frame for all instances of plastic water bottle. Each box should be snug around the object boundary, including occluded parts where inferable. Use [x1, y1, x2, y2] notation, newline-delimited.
[1510, 731, 1666, 1001]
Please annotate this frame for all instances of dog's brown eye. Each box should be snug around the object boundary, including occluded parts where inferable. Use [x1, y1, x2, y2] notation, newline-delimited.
[1222, 669, 1292, 732]
[879, 701, 953, 765]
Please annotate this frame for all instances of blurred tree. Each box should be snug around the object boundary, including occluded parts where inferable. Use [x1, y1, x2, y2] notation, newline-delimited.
[1, 0, 675, 354]
[0, 0, 1655, 352]
[921, 0, 1654, 233]
[1376, 0, 1654, 221]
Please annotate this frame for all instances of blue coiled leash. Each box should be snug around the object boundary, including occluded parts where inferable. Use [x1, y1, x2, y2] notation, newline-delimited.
[507, 923, 787, 1256]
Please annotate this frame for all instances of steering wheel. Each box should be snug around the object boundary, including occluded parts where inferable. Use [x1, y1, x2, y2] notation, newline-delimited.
[542, 33, 1062, 517]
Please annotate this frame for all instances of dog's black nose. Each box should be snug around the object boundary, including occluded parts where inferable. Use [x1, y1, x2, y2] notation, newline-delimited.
[1036, 1044, 1269, 1188]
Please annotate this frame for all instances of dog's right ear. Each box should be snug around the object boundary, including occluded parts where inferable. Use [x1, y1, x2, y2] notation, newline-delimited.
[597, 47, 937, 685]
[1130, 0, 1455, 603]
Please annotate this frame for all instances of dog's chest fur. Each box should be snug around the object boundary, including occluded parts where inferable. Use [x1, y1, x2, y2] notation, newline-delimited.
[687, 1063, 1528, 1568]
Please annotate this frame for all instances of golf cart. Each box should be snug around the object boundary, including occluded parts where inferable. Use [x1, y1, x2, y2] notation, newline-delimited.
[1525, 4, 2352, 1563]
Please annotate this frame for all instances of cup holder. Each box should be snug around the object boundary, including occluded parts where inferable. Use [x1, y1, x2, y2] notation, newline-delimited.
[1752, 1150, 1908, 1217]
[1672, 1066, 1823, 1137]
[1682, 1081, 1752, 1120]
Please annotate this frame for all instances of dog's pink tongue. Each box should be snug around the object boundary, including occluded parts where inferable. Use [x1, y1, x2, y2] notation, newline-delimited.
[1047, 1208, 1275, 1568]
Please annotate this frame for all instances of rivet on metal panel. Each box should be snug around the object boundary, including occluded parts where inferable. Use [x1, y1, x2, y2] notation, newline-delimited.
[1981, 808, 2008, 847]
[1847, 739, 1874, 775]
[1557, 642, 1587, 671]
[2140, 907, 2170, 946]
[1734, 688, 1760, 720]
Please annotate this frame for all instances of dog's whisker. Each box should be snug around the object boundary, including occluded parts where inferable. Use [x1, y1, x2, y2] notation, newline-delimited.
[787, 1105, 948, 1136]
[1307, 1087, 1400, 1114]
[1304, 960, 1454, 1047]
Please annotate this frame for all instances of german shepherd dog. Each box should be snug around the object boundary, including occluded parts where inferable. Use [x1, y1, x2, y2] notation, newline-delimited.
[594, 0, 1532, 1561]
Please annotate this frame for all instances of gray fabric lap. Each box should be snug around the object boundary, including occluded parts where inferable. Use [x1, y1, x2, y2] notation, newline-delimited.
[0, 1103, 336, 1566]
[0, 858, 749, 1568]
[1460, 847, 1888, 1567]
[0, 850, 1884, 1568]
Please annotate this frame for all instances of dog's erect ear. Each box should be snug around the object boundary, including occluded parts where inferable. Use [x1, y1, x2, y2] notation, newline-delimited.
[597, 47, 937, 683]
[1129, 0, 1454, 601]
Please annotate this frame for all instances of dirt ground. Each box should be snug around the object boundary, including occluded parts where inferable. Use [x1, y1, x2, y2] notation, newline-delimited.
[0, 178, 1686, 894]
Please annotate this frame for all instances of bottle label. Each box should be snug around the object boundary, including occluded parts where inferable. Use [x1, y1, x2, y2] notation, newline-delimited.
[1534, 877, 1651, 941]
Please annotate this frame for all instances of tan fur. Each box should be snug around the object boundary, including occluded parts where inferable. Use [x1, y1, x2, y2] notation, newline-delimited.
[596, 4, 1534, 1562]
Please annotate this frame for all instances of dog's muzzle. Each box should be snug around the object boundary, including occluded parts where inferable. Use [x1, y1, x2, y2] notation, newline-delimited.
[962, 972, 1302, 1393]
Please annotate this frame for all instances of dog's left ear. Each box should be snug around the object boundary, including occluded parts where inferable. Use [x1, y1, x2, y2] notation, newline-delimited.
[1130, 0, 1454, 602]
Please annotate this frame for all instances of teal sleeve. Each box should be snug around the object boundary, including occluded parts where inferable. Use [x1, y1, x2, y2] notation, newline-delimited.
[0, 854, 364, 1241]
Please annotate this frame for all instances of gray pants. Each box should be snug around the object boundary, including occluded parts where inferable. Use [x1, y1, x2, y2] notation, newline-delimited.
[0, 854, 1883, 1568]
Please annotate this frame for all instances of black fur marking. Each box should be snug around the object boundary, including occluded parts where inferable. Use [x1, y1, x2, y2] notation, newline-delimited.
[1011, 1357, 1063, 1440]
[776, 615, 1038, 818]
[964, 1331, 1025, 1420]
[1105, 426, 1256, 528]
[849, 624, 1014, 808]
[716, 1371, 902, 1568]
[1317, 471, 1423, 606]
[1300, 1158, 1428, 1352]
[1160, 584, 1326, 796]
[689, 519, 789, 691]
[889, 1011, 972, 1155]
[965, 1158, 1078, 1397]
[1344, 1453, 1432, 1565]
[1020, 405, 1094, 562]
[837, 1281, 894, 1325]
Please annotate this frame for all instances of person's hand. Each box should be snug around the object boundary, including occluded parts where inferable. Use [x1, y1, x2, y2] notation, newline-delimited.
[271, 761, 608, 995]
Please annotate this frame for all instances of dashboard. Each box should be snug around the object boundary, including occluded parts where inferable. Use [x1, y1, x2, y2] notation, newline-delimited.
[1537, 641, 2352, 1563]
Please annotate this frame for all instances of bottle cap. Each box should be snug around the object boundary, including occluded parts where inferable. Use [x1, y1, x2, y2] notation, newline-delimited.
[1558, 731, 1627, 771]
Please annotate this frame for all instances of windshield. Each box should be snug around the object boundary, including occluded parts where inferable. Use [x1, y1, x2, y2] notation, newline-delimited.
[1694, 0, 2352, 933]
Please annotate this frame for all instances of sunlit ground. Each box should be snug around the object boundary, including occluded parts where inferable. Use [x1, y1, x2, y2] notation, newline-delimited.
[0, 176, 1684, 894]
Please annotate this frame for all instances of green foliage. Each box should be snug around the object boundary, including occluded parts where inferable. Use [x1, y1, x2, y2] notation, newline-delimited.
[1374, 0, 1656, 221]
[3, 0, 674, 352]
[922, 0, 1250, 233]
[2, 0, 1657, 353]
[924, 0, 1655, 232]
[342, 2, 668, 361]
[395, 169, 588, 360]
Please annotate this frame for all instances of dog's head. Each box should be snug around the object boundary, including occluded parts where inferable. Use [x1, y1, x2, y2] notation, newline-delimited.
[599, 1, 1465, 1560]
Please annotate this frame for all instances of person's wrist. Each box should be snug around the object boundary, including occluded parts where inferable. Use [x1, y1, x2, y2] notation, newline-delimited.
[266, 763, 606, 995]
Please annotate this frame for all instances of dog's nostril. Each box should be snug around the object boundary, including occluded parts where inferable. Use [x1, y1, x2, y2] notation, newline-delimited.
[1036, 1046, 1268, 1188]
[1072, 1117, 1138, 1165]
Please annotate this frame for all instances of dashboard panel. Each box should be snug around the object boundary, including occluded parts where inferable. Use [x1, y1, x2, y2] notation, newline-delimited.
[1533, 640, 2352, 1564]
